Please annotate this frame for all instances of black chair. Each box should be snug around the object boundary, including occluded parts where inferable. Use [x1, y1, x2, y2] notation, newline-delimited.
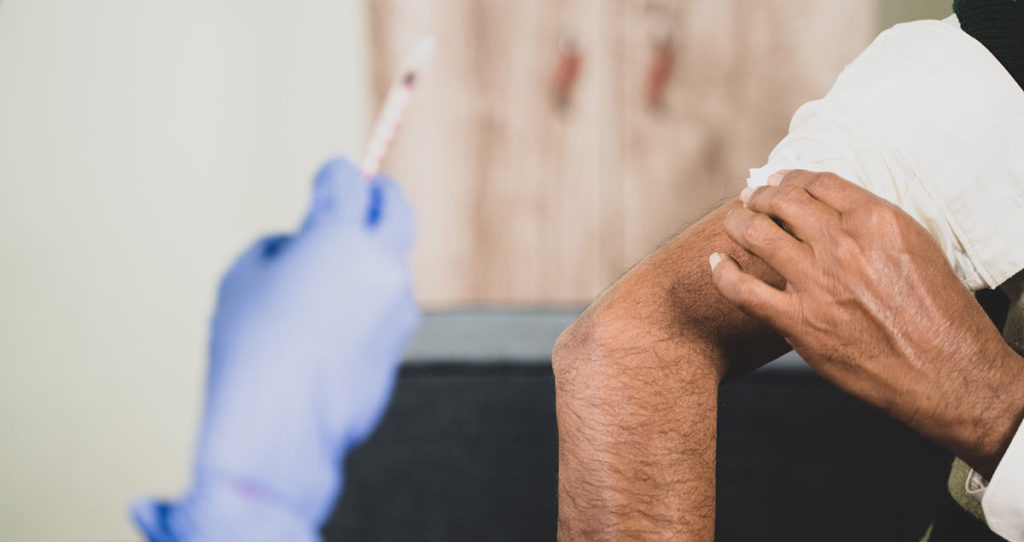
[323, 309, 953, 542]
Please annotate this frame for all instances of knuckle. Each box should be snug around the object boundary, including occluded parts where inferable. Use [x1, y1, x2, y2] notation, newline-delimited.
[776, 184, 800, 198]
[805, 172, 833, 192]
[742, 214, 775, 244]
[832, 234, 859, 262]
[772, 184, 802, 211]
[859, 202, 900, 232]
[778, 169, 807, 185]
[734, 280, 761, 307]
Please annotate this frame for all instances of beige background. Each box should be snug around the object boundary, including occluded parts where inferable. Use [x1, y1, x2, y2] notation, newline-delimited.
[0, 1, 371, 539]
[0, 1, 952, 540]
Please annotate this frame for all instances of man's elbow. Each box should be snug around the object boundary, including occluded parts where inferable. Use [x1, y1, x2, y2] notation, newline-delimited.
[551, 308, 635, 436]
[551, 312, 597, 383]
[552, 296, 732, 394]
[551, 304, 656, 391]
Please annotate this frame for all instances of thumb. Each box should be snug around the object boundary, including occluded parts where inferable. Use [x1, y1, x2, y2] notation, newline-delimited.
[304, 158, 371, 231]
[369, 176, 415, 256]
[710, 252, 792, 332]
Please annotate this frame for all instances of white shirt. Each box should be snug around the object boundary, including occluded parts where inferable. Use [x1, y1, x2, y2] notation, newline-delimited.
[746, 15, 1024, 541]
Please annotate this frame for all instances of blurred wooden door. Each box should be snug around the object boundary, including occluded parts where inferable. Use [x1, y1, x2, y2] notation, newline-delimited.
[370, 0, 875, 306]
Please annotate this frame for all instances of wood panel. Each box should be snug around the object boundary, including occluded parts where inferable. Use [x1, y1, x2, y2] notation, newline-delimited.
[617, 0, 877, 264]
[369, 0, 875, 306]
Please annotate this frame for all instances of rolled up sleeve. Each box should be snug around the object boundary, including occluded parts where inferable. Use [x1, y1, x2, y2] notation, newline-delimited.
[975, 418, 1024, 541]
[748, 16, 1024, 292]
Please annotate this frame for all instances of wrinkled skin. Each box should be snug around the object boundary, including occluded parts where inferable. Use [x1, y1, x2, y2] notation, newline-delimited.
[712, 169, 1024, 477]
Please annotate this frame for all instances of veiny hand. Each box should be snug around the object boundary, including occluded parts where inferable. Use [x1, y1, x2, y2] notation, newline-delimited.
[710, 169, 1024, 477]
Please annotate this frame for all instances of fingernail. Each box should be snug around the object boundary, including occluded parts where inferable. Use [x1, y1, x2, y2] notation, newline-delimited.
[709, 252, 722, 271]
[767, 172, 784, 186]
[739, 187, 754, 205]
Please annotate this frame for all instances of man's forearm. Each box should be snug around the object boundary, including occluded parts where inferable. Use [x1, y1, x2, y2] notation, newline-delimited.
[554, 319, 721, 540]
[553, 202, 790, 540]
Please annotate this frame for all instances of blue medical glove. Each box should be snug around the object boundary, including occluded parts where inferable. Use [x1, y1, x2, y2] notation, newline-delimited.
[133, 158, 419, 542]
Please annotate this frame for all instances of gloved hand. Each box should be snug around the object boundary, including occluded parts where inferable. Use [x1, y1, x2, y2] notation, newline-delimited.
[133, 158, 419, 542]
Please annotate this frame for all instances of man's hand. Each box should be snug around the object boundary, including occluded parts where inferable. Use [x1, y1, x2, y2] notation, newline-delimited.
[134, 158, 419, 541]
[711, 169, 1024, 477]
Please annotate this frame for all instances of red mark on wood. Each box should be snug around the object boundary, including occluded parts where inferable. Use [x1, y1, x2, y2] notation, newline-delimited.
[551, 38, 582, 108]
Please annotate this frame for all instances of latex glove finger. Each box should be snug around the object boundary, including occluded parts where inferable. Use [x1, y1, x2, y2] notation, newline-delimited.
[305, 158, 371, 231]
[369, 176, 415, 256]
[217, 234, 291, 296]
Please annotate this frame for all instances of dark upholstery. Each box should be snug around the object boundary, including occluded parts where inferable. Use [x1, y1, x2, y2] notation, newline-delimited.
[322, 362, 953, 541]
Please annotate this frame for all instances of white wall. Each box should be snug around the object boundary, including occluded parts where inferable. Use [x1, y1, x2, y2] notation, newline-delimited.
[0, 1, 371, 539]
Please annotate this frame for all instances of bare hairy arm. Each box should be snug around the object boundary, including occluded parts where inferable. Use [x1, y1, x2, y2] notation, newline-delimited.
[552, 201, 791, 540]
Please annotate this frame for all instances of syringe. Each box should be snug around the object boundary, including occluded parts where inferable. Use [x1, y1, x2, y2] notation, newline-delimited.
[359, 36, 435, 179]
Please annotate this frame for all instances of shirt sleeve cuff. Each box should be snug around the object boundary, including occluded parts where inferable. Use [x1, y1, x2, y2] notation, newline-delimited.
[979, 416, 1024, 541]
